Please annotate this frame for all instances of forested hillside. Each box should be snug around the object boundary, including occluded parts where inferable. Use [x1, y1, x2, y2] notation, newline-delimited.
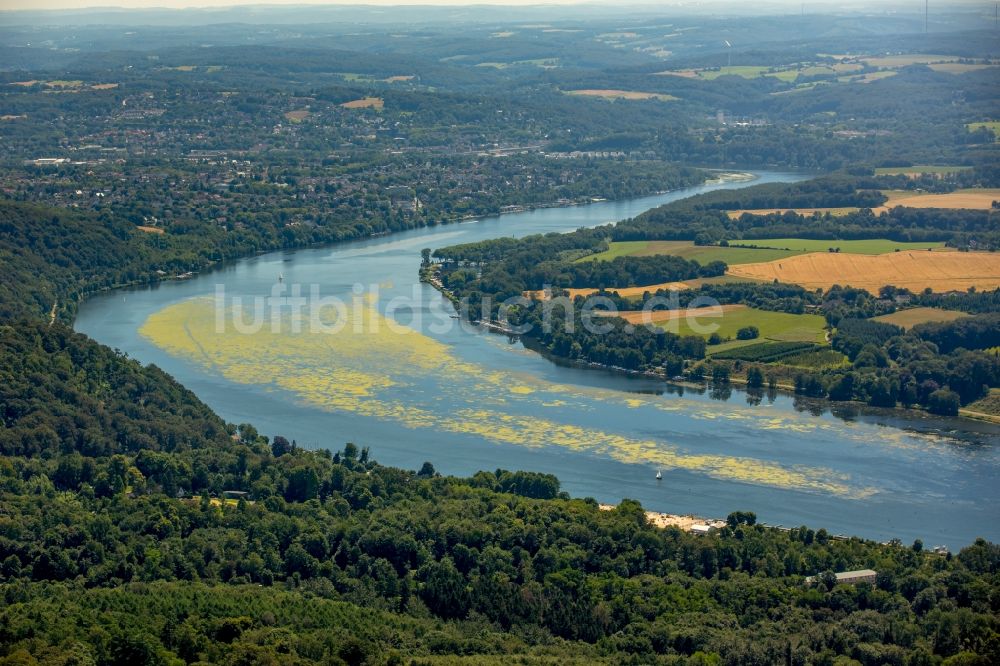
[1, 6, 999, 665]
[0, 191, 994, 664]
[2, 325, 999, 665]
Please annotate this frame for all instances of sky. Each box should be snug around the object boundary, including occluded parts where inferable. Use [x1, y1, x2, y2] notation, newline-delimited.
[5, 0, 613, 8]
[0, 0, 939, 12]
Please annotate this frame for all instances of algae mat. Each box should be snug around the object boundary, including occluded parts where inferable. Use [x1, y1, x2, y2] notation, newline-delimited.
[140, 295, 882, 498]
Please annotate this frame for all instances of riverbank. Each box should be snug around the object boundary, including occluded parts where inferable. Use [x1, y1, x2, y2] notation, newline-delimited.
[420, 270, 997, 425]
[64, 173, 716, 326]
[598, 503, 727, 533]
[76, 170, 999, 550]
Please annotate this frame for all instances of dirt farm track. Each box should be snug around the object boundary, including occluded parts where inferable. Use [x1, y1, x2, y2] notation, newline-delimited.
[726, 250, 1000, 294]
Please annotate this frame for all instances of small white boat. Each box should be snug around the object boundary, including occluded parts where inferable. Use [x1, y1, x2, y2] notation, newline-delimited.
[655, 470, 662, 480]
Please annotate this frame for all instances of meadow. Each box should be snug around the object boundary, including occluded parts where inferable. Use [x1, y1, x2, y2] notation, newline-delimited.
[966, 121, 1000, 141]
[565, 89, 678, 101]
[873, 165, 973, 176]
[284, 109, 310, 122]
[656, 53, 986, 91]
[926, 63, 998, 74]
[582, 240, 795, 265]
[874, 307, 970, 329]
[649, 304, 828, 352]
[729, 238, 947, 254]
[859, 54, 959, 68]
[963, 388, 1000, 419]
[583, 239, 947, 264]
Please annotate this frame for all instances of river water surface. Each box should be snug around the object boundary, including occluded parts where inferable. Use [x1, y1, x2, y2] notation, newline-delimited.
[75, 172, 1000, 549]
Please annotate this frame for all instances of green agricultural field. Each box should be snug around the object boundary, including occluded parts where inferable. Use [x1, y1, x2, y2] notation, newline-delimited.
[861, 54, 958, 68]
[874, 307, 969, 330]
[769, 69, 802, 82]
[658, 306, 828, 353]
[967, 121, 1000, 141]
[729, 238, 947, 254]
[582, 240, 795, 264]
[962, 388, 1000, 419]
[581, 240, 650, 261]
[582, 239, 945, 265]
[874, 165, 973, 175]
[697, 66, 772, 80]
[681, 245, 799, 265]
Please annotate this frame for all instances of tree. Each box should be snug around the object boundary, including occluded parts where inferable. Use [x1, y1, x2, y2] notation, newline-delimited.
[271, 435, 292, 458]
[926, 389, 960, 416]
[285, 467, 319, 502]
[419, 558, 470, 620]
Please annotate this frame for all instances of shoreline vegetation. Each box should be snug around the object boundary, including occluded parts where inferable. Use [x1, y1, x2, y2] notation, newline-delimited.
[431, 302, 1000, 424]
[430, 169, 1000, 422]
[421, 256, 1000, 425]
[68, 173, 724, 323]
[3, 9, 1000, 663]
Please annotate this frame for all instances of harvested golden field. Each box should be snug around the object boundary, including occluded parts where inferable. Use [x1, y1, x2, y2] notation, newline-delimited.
[861, 54, 958, 68]
[928, 63, 999, 74]
[853, 71, 898, 84]
[874, 165, 972, 176]
[90, 83, 119, 90]
[525, 281, 691, 300]
[655, 69, 699, 78]
[727, 207, 858, 219]
[873, 188, 1000, 213]
[524, 276, 761, 301]
[566, 89, 677, 101]
[136, 226, 165, 235]
[284, 109, 310, 122]
[874, 307, 969, 329]
[341, 97, 384, 109]
[727, 251, 1000, 295]
[832, 62, 864, 73]
[384, 75, 415, 82]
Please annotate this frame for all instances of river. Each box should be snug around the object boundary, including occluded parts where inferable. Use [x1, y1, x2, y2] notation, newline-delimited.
[75, 172, 1000, 550]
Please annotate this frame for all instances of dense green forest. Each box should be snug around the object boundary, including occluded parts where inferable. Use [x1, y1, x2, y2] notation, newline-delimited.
[2, 325, 999, 665]
[1, 6, 999, 665]
[3, 147, 996, 666]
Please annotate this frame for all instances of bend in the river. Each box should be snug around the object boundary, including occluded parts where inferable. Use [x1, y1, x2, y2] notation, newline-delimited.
[75, 171, 1000, 549]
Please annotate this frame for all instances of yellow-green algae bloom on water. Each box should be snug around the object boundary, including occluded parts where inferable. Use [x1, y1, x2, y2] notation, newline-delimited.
[140, 296, 875, 498]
